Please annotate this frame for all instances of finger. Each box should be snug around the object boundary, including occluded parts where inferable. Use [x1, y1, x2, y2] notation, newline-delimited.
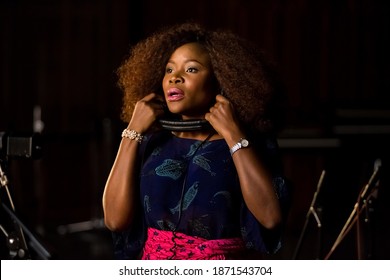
[143, 92, 164, 103]
[140, 94, 164, 109]
[211, 102, 226, 115]
[142, 93, 157, 101]
[204, 112, 216, 127]
[215, 94, 229, 103]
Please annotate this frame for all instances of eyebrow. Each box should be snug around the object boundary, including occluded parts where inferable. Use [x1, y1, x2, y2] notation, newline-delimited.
[166, 59, 204, 66]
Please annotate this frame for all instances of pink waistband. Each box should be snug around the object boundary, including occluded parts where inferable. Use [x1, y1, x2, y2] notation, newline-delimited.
[141, 228, 245, 260]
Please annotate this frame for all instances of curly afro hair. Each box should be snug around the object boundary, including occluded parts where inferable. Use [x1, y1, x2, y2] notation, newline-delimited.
[117, 23, 284, 134]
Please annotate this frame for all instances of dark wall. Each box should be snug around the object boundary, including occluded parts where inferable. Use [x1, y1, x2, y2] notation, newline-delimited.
[1, 0, 389, 259]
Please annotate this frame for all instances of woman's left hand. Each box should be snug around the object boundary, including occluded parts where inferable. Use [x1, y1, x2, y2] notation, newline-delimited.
[205, 94, 244, 142]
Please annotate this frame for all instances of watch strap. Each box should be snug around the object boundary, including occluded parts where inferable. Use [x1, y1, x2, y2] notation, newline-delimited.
[230, 142, 242, 155]
[230, 138, 249, 155]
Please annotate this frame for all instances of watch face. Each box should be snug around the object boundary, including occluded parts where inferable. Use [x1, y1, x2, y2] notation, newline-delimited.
[241, 138, 249, 147]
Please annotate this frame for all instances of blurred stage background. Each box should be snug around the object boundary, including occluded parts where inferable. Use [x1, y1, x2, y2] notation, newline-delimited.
[1, 0, 389, 259]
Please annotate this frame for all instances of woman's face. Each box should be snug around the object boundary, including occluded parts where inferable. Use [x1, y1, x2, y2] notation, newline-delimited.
[162, 42, 217, 119]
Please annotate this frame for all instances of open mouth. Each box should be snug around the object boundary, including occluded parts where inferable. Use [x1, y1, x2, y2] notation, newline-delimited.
[167, 88, 185, 101]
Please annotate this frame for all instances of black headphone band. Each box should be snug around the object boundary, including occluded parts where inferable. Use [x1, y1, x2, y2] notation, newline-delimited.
[158, 119, 211, 131]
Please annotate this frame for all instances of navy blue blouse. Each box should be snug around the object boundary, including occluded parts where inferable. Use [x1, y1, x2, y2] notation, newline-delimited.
[112, 131, 289, 259]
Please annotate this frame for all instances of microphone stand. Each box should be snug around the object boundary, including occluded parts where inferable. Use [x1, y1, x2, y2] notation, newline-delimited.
[1, 203, 51, 259]
[292, 170, 325, 259]
[0, 159, 51, 259]
[324, 159, 381, 260]
[0, 160, 30, 259]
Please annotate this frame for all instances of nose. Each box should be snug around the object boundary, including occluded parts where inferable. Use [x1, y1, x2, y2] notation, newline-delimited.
[169, 74, 183, 84]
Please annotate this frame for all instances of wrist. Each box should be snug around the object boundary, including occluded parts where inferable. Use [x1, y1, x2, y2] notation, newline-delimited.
[121, 128, 144, 143]
[229, 137, 250, 155]
[224, 129, 246, 147]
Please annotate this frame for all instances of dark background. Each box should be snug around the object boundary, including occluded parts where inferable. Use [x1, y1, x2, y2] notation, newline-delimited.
[1, 0, 389, 259]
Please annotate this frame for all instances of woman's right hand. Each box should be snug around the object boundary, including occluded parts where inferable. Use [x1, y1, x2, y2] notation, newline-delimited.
[128, 93, 165, 133]
[103, 92, 165, 231]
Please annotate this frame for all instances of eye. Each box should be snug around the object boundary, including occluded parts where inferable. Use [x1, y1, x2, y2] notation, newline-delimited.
[165, 67, 173, 74]
[186, 67, 198, 73]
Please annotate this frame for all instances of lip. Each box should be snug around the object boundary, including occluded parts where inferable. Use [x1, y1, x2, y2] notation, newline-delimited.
[166, 87, 185, 102]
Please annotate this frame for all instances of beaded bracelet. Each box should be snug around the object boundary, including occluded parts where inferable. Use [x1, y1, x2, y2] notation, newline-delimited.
[121, 128, 144, 143]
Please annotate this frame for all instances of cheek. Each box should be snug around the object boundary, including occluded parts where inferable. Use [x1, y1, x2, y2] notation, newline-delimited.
[193, 89, 216, 108]
[198, 79, 217, 100]
[161, 77, 172, 98]
[162, 76, 169, 90]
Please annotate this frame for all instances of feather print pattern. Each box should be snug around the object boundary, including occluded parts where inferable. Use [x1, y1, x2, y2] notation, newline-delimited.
[170, 182, 199, 214]
[193, 155, 216, 175]
[155, 159, 186, 180]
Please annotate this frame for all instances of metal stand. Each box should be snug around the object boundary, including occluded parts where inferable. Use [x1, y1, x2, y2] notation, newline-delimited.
[292, 170, 325, 259]
[324, 159, 381, 260]
[0, 159, 51, 259]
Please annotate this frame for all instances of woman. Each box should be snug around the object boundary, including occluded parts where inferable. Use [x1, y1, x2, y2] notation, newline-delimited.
[102, 23, 289, 259]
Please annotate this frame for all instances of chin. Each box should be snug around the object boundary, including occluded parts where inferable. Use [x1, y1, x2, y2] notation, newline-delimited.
[167, 105, 206, 119]
[167, 104, 185, 114]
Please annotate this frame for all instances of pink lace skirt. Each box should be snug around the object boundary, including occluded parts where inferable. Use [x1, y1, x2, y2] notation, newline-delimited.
[141, 227, 246, 260]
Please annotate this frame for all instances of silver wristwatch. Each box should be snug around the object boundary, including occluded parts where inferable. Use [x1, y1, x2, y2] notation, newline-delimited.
[230, 138, 249, 155]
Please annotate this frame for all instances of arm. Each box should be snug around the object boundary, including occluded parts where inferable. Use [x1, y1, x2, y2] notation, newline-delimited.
[205, 95, 282, 230]
[102, 93, 164, 231]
